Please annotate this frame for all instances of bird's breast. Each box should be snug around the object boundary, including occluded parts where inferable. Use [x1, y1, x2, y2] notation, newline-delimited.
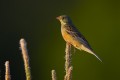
[61, 26, 82, 48]
[61, 29, 71, 42]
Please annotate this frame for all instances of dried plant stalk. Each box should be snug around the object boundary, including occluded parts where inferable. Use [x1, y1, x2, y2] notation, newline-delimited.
[67, 66, 73, 80]
[5, 61, 11, 80]
[20, 38, 31, 80]
[64, 43, 73, 80]
[51, 43, 73, 80]
[65, 43, 71, 72]
[51, 70, 57, 80]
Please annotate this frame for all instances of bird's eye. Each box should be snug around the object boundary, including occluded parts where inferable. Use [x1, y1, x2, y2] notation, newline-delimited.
[62, 17, 65, 20]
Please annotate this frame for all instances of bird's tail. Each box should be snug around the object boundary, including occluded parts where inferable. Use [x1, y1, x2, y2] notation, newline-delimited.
[80, 45, 102, 62]
[91, 52, 102, 62]
[85, 49, 102, 62]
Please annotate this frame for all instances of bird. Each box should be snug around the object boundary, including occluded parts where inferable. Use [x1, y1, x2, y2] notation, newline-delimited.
[56, 15, 102, 62]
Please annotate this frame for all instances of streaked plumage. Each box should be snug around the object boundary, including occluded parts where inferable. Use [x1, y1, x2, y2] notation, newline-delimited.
[56, 15, 101, 62]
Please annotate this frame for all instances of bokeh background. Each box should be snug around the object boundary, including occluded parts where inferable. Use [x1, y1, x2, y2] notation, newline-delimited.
[0, 0, 120, 80]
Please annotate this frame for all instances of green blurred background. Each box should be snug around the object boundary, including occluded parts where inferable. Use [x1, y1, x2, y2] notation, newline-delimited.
[0, 0, 120, 80]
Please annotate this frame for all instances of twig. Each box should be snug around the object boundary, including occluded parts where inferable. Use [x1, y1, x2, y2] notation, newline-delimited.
[20, 38, 31, 80]
[5, 61, 11, 80]
[51, 70, 57, 80]
[64, 43, 73, 80]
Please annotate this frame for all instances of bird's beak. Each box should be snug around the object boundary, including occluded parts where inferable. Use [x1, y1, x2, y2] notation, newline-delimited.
[56, 16, 61, 20]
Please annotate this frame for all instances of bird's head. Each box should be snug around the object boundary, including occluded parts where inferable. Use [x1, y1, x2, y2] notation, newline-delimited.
[56, 15, 72, 25]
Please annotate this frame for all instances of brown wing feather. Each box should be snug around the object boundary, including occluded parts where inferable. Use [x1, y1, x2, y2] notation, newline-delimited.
[65, 24, 93, 50]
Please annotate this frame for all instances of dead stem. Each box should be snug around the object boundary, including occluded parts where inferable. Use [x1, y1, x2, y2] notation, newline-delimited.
[20, 38, 31, 80]
[64, 43, 73, 80]
[51, 70, 57, 80]
[5, 61, 11, 80]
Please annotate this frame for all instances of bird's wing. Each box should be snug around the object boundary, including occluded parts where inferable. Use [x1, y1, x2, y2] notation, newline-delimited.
[65, 24, 93, 50]
[65, 24, 102, 62]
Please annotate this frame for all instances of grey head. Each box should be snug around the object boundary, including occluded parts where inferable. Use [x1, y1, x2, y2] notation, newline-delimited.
[56, 15, 72, 25]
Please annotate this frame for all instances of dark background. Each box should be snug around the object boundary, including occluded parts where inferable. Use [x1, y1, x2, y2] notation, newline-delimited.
[0, 0, 120, 80]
